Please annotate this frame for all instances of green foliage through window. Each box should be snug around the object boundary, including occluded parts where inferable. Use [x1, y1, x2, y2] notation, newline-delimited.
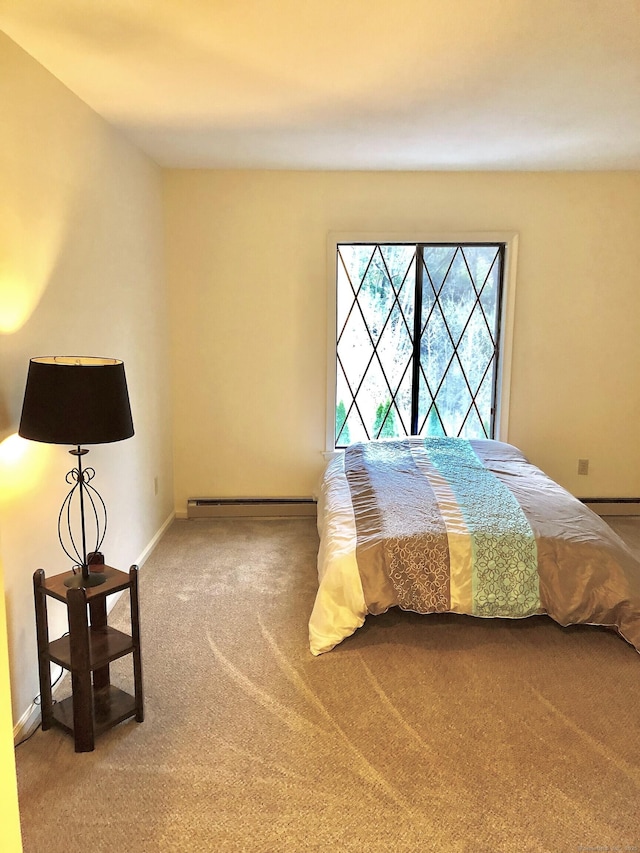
[373, 400, 396, 439]
[336, 400, 351, 445]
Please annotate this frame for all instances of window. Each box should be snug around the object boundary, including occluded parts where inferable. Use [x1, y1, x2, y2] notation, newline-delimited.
[330, 239, 514, 449]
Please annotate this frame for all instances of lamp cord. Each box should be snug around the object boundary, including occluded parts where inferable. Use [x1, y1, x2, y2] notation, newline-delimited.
[14, 633, 69, 749]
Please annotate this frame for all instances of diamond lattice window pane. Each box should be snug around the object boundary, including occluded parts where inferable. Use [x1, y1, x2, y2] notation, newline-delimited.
[417, 371, 437, 435]
[353, 356, 397, 440]
[338, 245, 376, 296]
[376, 303, 413, 383]
[342, 405, 369, 444]
[422, 246, 457, 293]
[336, 258, 357, 336]
[463, 246, 499, 291]
[480, 264, 500, 334]
[435, 356, 472, 437]
[380, 245, 416, 308]
[390, 363, 413, 436]
[436, 250, 477, 347]
[458, 404, 486, 439]
[420, 302, 454, 388]
[338, 304, 375, 392]
[458, 312, 494, 393]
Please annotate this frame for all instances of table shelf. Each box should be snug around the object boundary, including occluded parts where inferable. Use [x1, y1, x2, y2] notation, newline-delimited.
[48, 627, 134, 671]
[52, 686, 138, 737]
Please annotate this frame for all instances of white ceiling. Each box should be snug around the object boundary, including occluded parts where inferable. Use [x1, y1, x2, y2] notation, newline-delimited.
[2, 0, 640, 170]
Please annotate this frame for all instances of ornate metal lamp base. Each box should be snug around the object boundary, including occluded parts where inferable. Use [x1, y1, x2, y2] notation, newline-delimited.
[59, 446, 109, 588]
[64, 571, 108, 589]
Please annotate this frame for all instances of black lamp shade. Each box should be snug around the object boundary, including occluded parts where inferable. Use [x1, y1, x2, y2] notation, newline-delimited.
[19, 357, 134, 446]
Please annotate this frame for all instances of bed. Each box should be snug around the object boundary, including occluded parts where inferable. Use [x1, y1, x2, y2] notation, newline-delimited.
[309, 436, 640, 656]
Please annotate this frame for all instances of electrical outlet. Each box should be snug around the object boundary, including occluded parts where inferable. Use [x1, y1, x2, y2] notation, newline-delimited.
[577, 459, 589, 476]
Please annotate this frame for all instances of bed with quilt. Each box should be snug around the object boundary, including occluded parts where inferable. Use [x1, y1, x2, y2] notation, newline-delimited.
[309, 437, 640, 656]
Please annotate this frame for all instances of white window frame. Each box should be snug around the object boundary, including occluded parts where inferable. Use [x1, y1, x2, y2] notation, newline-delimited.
[325, 231, 519, 454]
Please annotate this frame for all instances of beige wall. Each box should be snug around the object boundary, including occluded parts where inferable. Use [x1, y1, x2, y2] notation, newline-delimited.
[0, 34, 174, 731]
[164, 169, 640, 512]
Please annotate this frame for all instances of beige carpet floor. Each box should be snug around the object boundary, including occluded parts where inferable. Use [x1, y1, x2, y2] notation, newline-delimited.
[15, 516, 640, 852]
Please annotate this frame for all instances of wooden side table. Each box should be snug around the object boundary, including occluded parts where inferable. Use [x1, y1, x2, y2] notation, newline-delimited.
[33, 564, 144, 752]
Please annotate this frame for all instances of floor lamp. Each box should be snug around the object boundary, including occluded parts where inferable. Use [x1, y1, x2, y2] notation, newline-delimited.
[19, 356, 134, 589]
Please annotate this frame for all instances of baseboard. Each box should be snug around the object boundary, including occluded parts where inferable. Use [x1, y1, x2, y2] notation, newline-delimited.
[104, 509, 175, 616]
[187, 497, 317, 519]
[580, 498, 640, 516]
[13, 510, 175, 745]
[14, 703, 38, 744]
[134, 510, 175, 566]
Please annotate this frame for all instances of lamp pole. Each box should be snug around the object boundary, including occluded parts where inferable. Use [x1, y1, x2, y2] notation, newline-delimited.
[72, 446, 90, 579]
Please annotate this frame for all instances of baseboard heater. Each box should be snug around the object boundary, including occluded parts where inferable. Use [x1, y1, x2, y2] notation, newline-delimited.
[187, 497, 317, 519]
[579, 497, 640, 516]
